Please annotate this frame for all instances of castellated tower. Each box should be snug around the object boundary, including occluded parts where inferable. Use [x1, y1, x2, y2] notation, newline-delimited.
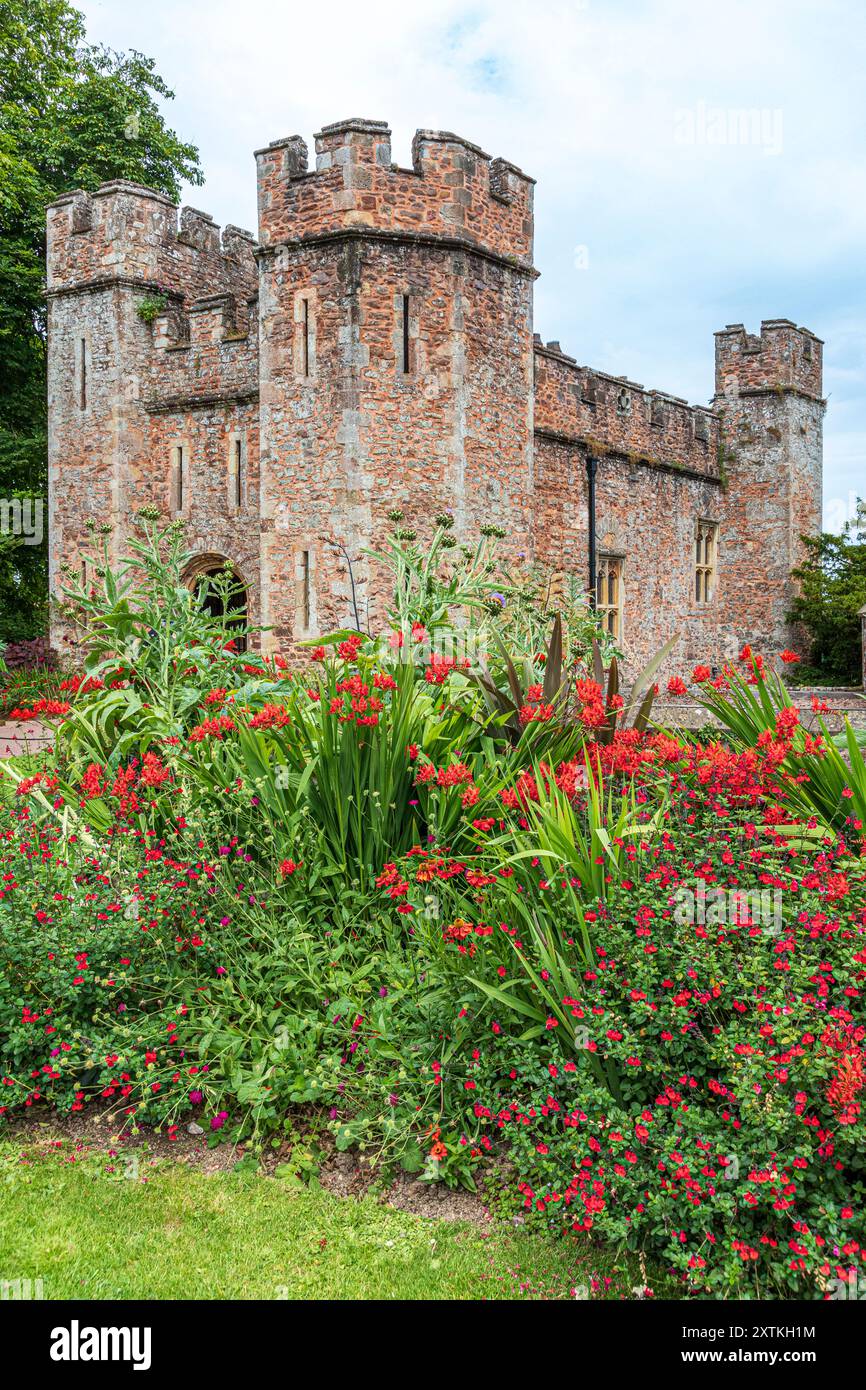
[713, 321, 824, 659]
[46, 180, 259, 656]
[254, 118, 536, 647]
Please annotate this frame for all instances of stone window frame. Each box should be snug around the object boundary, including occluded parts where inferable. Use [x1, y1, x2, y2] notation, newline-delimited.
[694, 518, 719, 604]
[294, 289, 317, 381]
[169, 437, 191, 517]
[75, 331, 91, 413]
[182, 552, 250, 655]
[293, 543, 317, 639]
[394, 287, 418, 379]
[596, 553, 624, 640]
[227, 431, 247, 512]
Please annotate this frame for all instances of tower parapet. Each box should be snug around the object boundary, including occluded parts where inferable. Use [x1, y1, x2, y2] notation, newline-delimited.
[255, 118, 535, 265]
[47, 181, 257, 306]
[714, 320, 823, 401]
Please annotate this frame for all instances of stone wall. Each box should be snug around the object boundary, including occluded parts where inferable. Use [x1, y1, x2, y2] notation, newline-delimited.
[713, 321, 824, 661]
[46, 182, 259, 653]
[534, 436, 724, 673]
[46, 121, 825, 675]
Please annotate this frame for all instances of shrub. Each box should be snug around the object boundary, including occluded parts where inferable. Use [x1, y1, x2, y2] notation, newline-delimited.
[788, 501, 866, 685]
[0, 811, 221, 1131]
[378, 747, 866, 1297]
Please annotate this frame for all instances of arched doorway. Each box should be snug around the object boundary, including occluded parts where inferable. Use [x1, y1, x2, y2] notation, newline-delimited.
[182, 554, 249, 654]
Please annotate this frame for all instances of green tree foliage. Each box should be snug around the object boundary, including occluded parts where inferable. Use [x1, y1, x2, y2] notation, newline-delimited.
[0, 0, 202, 640]
[789, 499, 866, 685]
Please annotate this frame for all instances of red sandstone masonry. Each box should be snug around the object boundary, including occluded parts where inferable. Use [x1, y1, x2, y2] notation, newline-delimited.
[47, 183, 257, 303]
[255, 120, 534, 263]
[715, 319, 823, 399]
[47, 120, 824, 675]
[713, 321, 824, 660]
[254, 119, 536, 651]
[533, 343, 721, 477]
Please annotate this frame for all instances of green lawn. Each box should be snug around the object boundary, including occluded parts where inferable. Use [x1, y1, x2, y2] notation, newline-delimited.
[0, 1140, 662, 1300]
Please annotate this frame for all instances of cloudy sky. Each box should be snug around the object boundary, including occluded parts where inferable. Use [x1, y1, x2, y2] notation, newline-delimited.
[79, 0, 865, 527]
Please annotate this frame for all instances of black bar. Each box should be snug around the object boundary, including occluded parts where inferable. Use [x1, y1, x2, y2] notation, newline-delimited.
[586, 451, 598, 608]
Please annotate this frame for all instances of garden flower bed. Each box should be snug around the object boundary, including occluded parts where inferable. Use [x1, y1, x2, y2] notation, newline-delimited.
[1, 513, 864, 1301]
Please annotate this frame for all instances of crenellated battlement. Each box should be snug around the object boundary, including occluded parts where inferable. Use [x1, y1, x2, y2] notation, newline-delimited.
[714, 319, 823, 401]
[46, 181, 257, 308]
[254, 117, 535, 266]
[153, 291, 258, 351]
[533, 340, 721, 479]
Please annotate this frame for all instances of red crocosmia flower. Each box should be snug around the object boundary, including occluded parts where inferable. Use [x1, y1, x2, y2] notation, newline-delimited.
[337, 634, 363, 661]
[249, 703, 292, 730]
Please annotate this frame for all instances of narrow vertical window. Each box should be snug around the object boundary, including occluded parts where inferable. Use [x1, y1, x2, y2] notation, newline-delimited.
[79, 339, 87, 410]
[302, 549, 311, 629]
[173, 444, 185, 514]
[235, 438, 243, 509]
[695, 520, 718, 604]
[596, 556, 622, 638]
[302, 298, 310, 378]
[401, 293, 411, 374]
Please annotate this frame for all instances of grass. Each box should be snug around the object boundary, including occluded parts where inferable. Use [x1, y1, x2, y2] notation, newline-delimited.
[0, 1138, 667, 1301]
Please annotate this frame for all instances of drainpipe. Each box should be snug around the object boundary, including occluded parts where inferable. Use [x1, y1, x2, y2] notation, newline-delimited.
[586, 453, 598, 610]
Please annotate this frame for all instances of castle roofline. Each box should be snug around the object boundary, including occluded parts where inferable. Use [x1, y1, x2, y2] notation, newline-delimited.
[315, 117, 391, 138]
[532, 339, 718, 418]
[47, 180, 176, 210]
[715, 319, 824, 345]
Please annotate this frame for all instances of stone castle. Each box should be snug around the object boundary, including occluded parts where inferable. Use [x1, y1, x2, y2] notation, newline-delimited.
[46, 117, 825, 669]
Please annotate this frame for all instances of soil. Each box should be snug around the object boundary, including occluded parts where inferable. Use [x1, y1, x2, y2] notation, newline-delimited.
[4, 1105, 495, 1226]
